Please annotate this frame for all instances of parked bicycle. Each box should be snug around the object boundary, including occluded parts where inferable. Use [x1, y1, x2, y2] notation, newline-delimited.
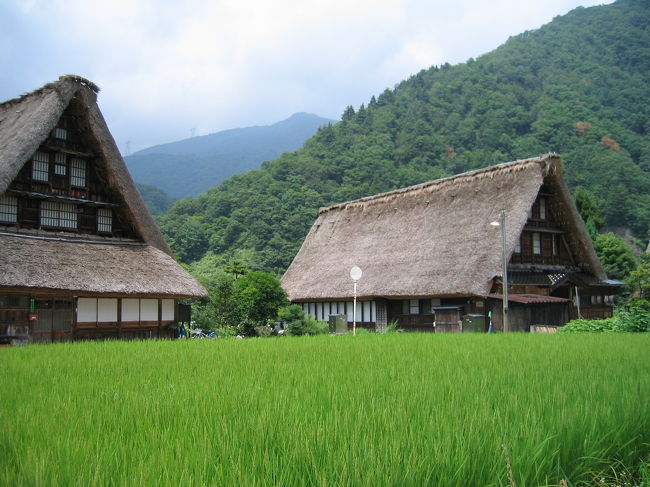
[190, 328, 216, 339]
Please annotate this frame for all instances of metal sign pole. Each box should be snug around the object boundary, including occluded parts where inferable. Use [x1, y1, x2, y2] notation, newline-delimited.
[349, 266, 362, 337]
[353, 281, 357, 336]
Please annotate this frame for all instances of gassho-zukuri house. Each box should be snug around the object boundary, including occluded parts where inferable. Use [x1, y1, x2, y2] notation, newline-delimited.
[0, 76, 207, 344]
[281, 154, 623, 332]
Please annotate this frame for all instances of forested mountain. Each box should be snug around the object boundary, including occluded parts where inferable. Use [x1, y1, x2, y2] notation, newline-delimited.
[125, 113, 332, 199]
[159, 0, 650, 274]
[136, 184, 176, 215]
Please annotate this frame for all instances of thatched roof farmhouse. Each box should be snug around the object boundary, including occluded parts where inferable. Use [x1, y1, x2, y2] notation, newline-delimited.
[282, 154, 621, 332]
[0, 76, 206, 343]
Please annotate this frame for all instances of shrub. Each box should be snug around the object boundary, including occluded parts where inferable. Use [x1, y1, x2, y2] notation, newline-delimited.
[560, 308, 650, 333]
[278, 305, 325, 336]
[236, 322, 257, 337]
[559, 318, 622, 333]
[215, 325, 238, 338]
[382, 319, 400, 334]
[617, 306, 650, 332]
[254, 324, 273, 337]
[353, 328, 371, 335]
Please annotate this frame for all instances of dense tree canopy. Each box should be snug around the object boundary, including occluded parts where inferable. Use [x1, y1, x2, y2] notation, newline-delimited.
[159, 0, 650, 274]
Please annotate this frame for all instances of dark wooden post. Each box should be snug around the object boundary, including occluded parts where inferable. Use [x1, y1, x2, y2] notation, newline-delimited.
[157, 299, 162, 339]
[117, 298, 122, 339]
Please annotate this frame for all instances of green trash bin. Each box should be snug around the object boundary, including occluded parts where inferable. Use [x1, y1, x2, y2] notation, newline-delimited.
[462, 314, 485, 332]
[328, 314, 348, 335]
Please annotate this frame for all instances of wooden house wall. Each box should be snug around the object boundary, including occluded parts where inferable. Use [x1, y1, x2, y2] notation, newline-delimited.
[0, 291, 180, 344]
[509, 191, 574, 267]
[300, 300, 377, 325]
[386, 297, 484, 333]
[488, 299, 569, 332]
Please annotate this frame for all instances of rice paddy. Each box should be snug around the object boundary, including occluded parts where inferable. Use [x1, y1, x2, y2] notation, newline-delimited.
[1, 333, 648, 486]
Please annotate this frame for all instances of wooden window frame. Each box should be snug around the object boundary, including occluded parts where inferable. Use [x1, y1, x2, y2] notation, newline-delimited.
[32, 152, 49, 182]
[54, 153, 67, 176]
[532, 232, 541, 255]
[40, 201, 77, 230]
[54, 127, 68, 140]
[0, 195, 18, 223]
[97, 208, 112, 233]
[70, 158, 86, 187]
[409, 299, 419, 315]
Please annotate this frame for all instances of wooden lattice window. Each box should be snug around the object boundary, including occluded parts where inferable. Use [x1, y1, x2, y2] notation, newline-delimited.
[54, 127, 68, 140]
[54, 153, 67, 175]
[539, 197, 546, 220]
[32, 151, 49, 181]
[40, 201, 77, 229]
[70, 158, 86, 187]
[0, 195, 18, 223]
[97, 208, 112, 233]
[402, 299, 419, 315]
[532, 232, 541, 255]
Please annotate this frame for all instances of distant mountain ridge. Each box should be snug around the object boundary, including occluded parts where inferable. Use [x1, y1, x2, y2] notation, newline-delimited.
[126, 112, 333, 199]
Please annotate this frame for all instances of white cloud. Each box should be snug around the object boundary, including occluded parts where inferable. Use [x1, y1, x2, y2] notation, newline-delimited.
[0, 0, 614, 152]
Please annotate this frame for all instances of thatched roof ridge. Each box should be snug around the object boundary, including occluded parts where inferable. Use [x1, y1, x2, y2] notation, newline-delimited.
[0, 75, 99, 110]
[0, 233, 207, 298]
[320, 154, 560, 214]
[0, 75, 170, 254]
[282, 154, 605, 302]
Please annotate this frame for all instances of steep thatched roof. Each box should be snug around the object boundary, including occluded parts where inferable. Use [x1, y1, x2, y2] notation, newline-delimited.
[0, 76, 207, 298]
[282, 154, 605, 301]
[0, 233, 207, 298]
[0, 75, 170, 254]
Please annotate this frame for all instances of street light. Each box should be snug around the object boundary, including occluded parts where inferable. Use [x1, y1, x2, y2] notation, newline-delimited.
[490, 209, 509, 332]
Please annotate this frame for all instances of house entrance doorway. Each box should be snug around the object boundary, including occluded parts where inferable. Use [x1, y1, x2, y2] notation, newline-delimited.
[31, 298, 73, 343]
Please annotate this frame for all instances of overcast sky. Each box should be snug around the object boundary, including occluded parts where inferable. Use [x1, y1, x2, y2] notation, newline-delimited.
[1, 0, 612, 154]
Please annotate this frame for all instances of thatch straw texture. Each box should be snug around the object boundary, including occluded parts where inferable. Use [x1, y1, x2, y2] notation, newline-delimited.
[0, 76, 207, 299]
[0, 75, 170, 255]
[282, 154, 604, 301]
[0, 233, 207, 298]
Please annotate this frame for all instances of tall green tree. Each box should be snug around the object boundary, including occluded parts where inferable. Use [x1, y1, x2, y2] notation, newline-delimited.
[593, 233, 637, 281]
[233, 272, 289, 326]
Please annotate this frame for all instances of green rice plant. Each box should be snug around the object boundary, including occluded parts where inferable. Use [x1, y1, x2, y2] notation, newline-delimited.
[1, 334, 648, 486]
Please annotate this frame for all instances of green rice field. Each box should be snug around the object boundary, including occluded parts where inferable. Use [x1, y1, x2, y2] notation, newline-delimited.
[1, 333, 649, 486]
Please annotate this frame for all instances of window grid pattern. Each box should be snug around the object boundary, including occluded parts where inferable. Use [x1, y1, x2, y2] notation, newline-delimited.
[54, 127, 68, 140]
[97, 208, 112, 233]
[532, 232, 541, 255]
[41, 201, 77, 229]
[32, 152, 49, 181]
[301, 301, 376, 323]
[54, 153, 67, 175]
[70, 158, 86, 187]
[0, 195, 18, 223]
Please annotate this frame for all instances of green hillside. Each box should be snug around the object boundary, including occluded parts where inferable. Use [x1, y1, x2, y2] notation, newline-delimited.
[159, 0, 650, 273]
[136, 183, 176, 216]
